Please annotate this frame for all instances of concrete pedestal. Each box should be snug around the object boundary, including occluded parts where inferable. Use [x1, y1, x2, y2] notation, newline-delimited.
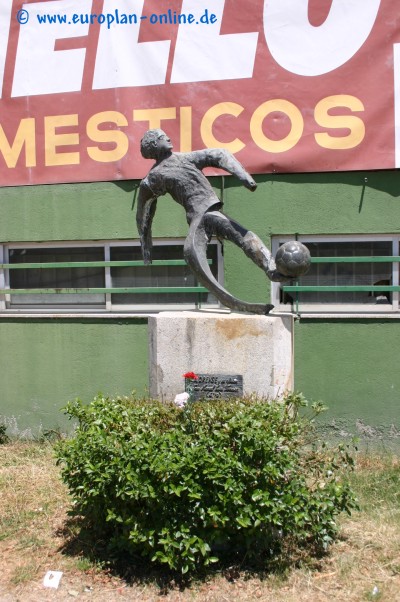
[148, 312, 293, 401]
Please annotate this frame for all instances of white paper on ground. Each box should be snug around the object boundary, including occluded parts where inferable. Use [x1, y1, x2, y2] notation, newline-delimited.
[43, 570, 63, 589]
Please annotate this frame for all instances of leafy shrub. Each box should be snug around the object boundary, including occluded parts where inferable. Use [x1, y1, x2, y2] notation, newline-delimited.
[56, 393, 357, 574]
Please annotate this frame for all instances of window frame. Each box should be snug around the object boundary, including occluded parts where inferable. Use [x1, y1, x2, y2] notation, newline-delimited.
[1, 239, 224, 314]
[6, 243, 107, 310]
[108, 239, 223, 312]
[271, 234, 400, 315]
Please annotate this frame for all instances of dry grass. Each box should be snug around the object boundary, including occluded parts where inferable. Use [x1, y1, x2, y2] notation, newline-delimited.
[0, 442, 399, 601]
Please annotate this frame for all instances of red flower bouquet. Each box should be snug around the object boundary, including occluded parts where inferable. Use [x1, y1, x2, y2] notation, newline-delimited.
[183, 371, 198, 380]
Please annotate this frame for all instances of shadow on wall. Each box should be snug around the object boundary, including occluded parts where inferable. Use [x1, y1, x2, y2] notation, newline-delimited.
[113, 180, 138, 194]
[221, 170, 400, 198]
[221, 170, 400, 225]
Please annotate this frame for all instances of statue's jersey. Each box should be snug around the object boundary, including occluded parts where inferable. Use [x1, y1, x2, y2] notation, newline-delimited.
[141, 152, 222, 224]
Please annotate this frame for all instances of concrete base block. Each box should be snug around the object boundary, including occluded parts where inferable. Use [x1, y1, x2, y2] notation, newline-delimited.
[148, 312, 293, 401]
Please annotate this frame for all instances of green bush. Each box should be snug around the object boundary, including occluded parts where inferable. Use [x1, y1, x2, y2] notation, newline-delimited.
[56, 393, 357, 574]
[0, 420, 9, 444]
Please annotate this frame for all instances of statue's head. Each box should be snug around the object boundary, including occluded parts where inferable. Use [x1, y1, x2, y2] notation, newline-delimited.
[140, 129, 172, 159]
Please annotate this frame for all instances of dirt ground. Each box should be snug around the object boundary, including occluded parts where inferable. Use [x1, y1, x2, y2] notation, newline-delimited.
[1, 444, 399, 601]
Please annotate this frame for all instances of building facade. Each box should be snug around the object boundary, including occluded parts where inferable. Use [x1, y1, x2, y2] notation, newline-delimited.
[1, 169, 399, 445]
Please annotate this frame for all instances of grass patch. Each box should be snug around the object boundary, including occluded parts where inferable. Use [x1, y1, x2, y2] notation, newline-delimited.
[10, 562, 41, 586]
[351, 455, 400, 521]
[0, 442, 65, 541]
[0, 440, 399, 601]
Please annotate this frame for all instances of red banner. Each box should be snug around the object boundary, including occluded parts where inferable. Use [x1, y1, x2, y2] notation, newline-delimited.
[0, 0, 398, 185]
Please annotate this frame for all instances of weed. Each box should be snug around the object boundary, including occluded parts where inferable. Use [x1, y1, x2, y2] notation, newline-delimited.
[0, 422, 9, 445]
[75, 556, 96, 572]
[351, 454, 400, 523]
[10, 562, 40, 585]
[16, 534, 45, 551]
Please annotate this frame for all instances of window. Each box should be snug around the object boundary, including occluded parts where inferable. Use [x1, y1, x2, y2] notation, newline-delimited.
[1, 240, 222, 313]
[271, 235, 399, 314]
[8, 247, 105, 306]
[110, 243, 220, 310]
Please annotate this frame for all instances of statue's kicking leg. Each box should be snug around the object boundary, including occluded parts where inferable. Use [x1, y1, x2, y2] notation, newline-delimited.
[202, 211, 291, 282]
[183, 214, 274, 314]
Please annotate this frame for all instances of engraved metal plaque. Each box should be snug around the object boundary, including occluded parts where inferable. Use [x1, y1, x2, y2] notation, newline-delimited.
[186, 374, 243, 401]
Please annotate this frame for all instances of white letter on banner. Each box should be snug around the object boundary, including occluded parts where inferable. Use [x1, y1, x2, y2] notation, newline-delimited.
[171, 0, 258, 83]
[0, 1, 12, 99]
[93, 0, 170, 89]
[12, 0, 91, 97]
[394, 44, 400, 168]
[263, 0, 381, 76]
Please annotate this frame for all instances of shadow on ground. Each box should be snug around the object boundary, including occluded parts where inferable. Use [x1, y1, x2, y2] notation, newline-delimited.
[56, 516, 328, 594]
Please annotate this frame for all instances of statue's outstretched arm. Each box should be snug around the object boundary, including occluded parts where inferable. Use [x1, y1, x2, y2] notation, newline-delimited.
[136, 183, 158, 264]
[190, 149, 257, 191]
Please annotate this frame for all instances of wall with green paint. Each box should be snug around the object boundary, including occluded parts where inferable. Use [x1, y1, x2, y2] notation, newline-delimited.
[294, 319, 399, 445]
[1, 318, 148, 436]
[1, 170, 398, 244]
[0, 170, 399, 440]
[0, 178, 221, 242]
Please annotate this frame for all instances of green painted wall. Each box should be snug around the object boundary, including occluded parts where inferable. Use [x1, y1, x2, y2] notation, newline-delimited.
[0, 179, 219, 242]
[0, 318, 148, 436]
[294, 319, 400, 444]
[0, 170, 399, 441]
[2, 170, 399, 244]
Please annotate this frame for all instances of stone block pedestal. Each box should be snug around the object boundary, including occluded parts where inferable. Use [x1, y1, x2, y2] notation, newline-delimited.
[148, 312, 293, 401]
